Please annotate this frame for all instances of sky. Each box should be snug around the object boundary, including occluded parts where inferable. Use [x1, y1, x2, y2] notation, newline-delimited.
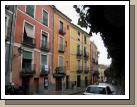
[55, 5, 112, 66]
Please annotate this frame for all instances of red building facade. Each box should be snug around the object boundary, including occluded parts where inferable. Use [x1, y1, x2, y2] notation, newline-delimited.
[12, 5, 54, 94]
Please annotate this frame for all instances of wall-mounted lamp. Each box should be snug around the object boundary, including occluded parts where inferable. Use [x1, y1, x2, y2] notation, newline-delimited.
[18, 46, 23, 54]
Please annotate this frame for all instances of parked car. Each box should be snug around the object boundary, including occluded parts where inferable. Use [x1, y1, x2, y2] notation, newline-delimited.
[83, 85, 114, 95]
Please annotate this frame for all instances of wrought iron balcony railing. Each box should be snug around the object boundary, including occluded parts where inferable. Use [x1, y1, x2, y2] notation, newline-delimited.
[53, 66, 66, 78]
[22, 35, 35, 48]
[84, 51, 89, 59]
[77, 66, 83, 74]
[77, 49, 83, 58]
[20, 64, 36, 77]
[59, 27, 66, 35]
[40, 65, 49, 76]
[40, 41, 50, 52]
[84, 67, 89, 74]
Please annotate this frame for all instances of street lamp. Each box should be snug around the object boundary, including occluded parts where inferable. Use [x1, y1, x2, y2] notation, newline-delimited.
[18, 46, 23, 55]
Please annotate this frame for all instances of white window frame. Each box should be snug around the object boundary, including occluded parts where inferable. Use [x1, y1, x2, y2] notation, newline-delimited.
[42, 8, 49, 27]
[77, 31, 80, 40]
[40, 30, 49, 48]
[58, 55, 64, 67]
[58, 35, 65, 51]
[59, 20, 64, 31]
[23, 20, 35, 39]
[25, 5, 36, 18]
[21, 48, 34, 71]
[40, 53, 48, 71]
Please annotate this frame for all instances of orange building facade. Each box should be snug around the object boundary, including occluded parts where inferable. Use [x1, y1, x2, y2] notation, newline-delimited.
[52, 8, 71, 91]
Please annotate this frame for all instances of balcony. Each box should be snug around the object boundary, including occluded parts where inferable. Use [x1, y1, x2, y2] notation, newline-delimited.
[58, 43, 65, 53]
[20, 64, 36, 78]
[40, 41, 50, 52]
[84, 67, 89, 74]
[59, 27, 66, 35]
[77, 66, 83, 74]
[40, 65, 49, 76]
[53, 66, 66, 78]
[22, 35, 35, 48]
[76, 50, 82, 58]
[84, 51, 89, 59]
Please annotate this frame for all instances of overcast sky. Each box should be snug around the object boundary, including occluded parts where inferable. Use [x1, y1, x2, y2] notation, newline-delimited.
[55, 5, 112, 66]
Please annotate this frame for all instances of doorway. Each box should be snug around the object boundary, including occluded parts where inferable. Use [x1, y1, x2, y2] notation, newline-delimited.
[34, 78, 39, 94]
[66, 75, 69, 89]
[56, 78, 62, 91]
[77, 75, 81, 87]
[22, 77, 30, 94]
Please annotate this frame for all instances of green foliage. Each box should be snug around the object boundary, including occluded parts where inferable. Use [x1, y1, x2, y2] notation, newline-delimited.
[74, 5, 125, 88]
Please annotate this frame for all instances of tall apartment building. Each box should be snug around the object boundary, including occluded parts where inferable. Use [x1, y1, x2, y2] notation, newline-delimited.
[70, 23, 91, 88]
[90, 42, 99, 84]
[12, 5, 54, 94]
[53, 7, 71, 91]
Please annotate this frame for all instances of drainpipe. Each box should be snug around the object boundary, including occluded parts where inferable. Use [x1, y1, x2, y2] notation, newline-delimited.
[51, 9, 54, 91]
[7, 6, 17, 85]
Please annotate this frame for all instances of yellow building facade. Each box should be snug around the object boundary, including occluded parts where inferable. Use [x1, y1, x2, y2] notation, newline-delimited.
[70, 24, 91, 88]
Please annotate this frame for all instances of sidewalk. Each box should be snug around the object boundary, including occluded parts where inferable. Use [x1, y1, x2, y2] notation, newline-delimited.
[39, 87, 85, 95]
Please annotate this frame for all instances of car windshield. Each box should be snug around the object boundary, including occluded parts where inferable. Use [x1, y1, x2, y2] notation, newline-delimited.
[86, 86, 106, 94]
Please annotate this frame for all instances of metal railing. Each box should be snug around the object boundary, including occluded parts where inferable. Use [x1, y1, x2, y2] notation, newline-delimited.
[84, 51, 89, 59]
[59, 27, 66, 35]
[77, 49, 82, 57]
[40, 65, 49, 76]
[84, 67, 89, 74]
[22, 35, 35, 48]
[40, 40, 50, 52]
[20, 64, 36, 77]
[77, 66, 83, 73]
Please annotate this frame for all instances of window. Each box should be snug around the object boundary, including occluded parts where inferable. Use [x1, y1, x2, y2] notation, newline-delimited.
[78, 31, 80, 41]
[77, 60, 80, 67]
[22, 51, 32, 72]
[24, 22, 34, 38]
[43, 10, 48, 26]
[77, 44, 80, 52]
[84, 47, 86, 53]
[41, 54, 47, 65]
[5, 15, 9, 37]
[41, 54, 48, 73]
[59, 21, 63, 31]
[41, 32, 48, 48]
[65, 41, 67, 47]
[78, 31, 80, 36]
[59, 36, 64, 51]
[67, 25, 69, 30]
[26, 5, 34, 18]
[84, 36, 87, 44]
[59, 56, 64, 66]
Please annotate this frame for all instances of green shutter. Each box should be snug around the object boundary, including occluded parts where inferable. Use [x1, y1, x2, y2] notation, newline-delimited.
[26, 5, 34, 17]
[23, 51, 32, 59]
[41, 55, 47, 65]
